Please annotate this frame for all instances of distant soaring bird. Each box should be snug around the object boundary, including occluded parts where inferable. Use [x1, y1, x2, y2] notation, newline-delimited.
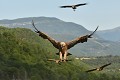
[60, 3, 87, 11]
[86, 63, 111, 73]
[32, 20, 98, 62]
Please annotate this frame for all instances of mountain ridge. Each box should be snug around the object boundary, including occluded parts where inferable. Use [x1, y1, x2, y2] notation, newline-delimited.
[0, 17, 90, 36]
[97, 26, 120, 41]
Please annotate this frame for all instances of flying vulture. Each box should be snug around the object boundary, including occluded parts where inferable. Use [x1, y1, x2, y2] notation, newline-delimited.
[86, 63, 111, 73]
[32, 20, 98, 62]
[47, 59, 61, 64]
[48, 59, 72, 63]
[60, 3, 87, 11]
[47, 59, 72, 64]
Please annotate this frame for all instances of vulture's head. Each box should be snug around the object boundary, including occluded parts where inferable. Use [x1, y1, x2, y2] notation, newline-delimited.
[60, 42, 66, 49]
[72, 5, 76, 9]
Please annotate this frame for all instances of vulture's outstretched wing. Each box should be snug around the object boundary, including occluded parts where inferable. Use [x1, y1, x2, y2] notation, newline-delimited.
[100, 63, 111, 69]
[66, 26, 99, 49]
[75, 3, 87, 7]
[60, 5, 72, 8]
[32, 20, 60, 49]
[32, 20, 39, 32]
[86, 68, 97, 73]
[86, 63, 111, 73]
[88, 26, 99, 38]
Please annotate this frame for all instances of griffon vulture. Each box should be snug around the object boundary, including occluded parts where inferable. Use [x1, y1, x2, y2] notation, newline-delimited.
[86, 63, 111, 73]
[60, 3, 87, 11]
[32, 20, 98, 62]
[47, 59, 72, 64]
[47, 59, 61, 64]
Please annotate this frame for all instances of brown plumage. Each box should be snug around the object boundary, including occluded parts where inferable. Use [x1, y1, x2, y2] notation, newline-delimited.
[32, 20, 98, 62]
[86, 63, 111, 73]
[60, 3, 87, 11]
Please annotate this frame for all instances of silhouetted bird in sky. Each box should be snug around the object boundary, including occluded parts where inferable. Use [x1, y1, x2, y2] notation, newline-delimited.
[32, 20, 98, 62]
[60, 3, 87, 11]
[86, 63, 111, 73]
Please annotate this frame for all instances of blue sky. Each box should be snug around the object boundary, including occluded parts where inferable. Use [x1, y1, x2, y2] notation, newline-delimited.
[0, 0, 120, 30]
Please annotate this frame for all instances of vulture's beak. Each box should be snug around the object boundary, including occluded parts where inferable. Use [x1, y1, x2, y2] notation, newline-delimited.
[61, 45, 65, 49]
[60, 42, 66, 49]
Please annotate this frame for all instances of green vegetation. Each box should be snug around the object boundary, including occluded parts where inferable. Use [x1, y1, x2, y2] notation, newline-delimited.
[0, 26, 120, 80]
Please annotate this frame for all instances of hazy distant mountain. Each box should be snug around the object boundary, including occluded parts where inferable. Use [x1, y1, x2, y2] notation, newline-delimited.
[0, 17, 120, 56]
[97, 27, 120, 41]
[0, 17, 90, 37]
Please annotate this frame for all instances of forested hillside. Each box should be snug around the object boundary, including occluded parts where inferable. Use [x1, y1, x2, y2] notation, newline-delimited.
[0, 26, 120, 80]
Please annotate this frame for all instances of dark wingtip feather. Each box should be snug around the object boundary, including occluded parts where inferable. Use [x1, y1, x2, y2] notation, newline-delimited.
[88, 26, 99, 38]
[84, 3, 88, 5]
[60, 6, 64, 8]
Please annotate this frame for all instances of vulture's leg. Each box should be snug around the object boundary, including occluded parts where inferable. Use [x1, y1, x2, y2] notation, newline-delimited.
[73, 9, 75, 11]
[59, 52, 63, 62]
[63, 52, 67, 62]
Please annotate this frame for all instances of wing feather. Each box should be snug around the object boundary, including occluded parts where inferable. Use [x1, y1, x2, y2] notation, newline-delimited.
[86, 68, 97, 72]
[100, 63, 111, 69]
[88, 26, 99, 38]
[66, 35, 88, 49]
[60, 5, 72, 8]
[67, 26, 98, 49]
[75, 3, 87, 7]
[32, 20, 60, 49]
